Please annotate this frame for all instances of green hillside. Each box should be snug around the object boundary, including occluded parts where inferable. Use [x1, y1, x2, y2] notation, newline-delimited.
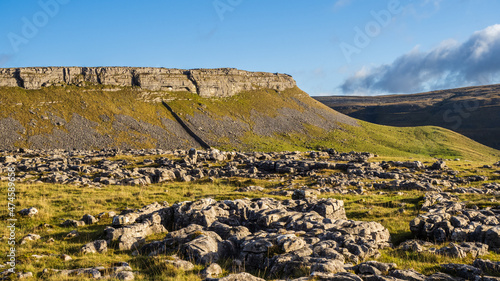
[314, 84, 500, 150]
[168, 86, 500, 161]
[0, 85, 498, 161]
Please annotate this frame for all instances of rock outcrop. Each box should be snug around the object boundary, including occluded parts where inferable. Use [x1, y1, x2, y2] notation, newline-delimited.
[410, 192, 500, 250]
[100, 197, 389, 278]
[0, 67, 296, 97]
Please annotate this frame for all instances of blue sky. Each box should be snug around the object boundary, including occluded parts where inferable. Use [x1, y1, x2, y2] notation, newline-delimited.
[1, 0, 500, 96]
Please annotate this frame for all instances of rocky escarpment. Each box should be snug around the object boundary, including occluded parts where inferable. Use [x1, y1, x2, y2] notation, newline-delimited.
[0, 83, 356, 151]
[0, 67, 296, 98]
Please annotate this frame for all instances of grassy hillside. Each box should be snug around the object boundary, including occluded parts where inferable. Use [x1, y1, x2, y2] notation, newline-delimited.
[0, 85, 197, 150]
[327, 121, 499, 161]
[314, 84, 500, 150]
[0, 85, 498, 161]
[167, 86, 499, 161]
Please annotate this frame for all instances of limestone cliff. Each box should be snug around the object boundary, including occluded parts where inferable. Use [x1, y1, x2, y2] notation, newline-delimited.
[0, 67, 296, 97]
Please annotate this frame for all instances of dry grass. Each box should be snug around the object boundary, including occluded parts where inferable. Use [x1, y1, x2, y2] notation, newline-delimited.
[1, 164, 498, 280]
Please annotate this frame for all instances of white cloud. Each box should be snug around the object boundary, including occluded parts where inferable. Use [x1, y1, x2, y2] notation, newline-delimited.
[341, 24, 500, 94]
[469, 24, 500, 60]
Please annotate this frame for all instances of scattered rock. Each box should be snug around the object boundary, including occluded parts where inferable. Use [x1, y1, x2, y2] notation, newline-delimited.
[106, 202, 169, 250]
[20, 234, 41, 244]
[440, 263, 482, 280]
[0, 156, 16, 163]
[42, 263, 133, 280]
[206, 272, 265, 281]
[292, 188, 320, 200]
[16, 272, 33, 279]
[80, 240, 108, 254]
[238, 186, 264, 192]
[81, 214, 98, 224]
[399, 240, 432, 252]
[389, 269, 426, 281]
[436, 242, 488, 258]
[111, 271, 135, 280]
[410, 192, 500, 249]
[201, 263, 223, 278]
[311, 259, 345, 274]
[183, 234, 221, 265]
[473, 259, 500, 274]
[430, 161, 447, 170]
[164, 256, 195, 271]
[311, 272, 363, 281]
[61, 254, 72, 261]
[66, 230, 79, 238]
[353, 261, 397, 275]
[61, 219, 85, 227]
[19, 207, 38, 217]
[424, 272, 458, 281]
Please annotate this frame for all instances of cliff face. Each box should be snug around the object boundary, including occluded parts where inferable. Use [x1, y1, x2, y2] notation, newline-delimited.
[0, 67, 296, 97]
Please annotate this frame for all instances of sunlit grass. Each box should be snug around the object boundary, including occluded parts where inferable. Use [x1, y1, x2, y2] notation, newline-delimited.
[0, 157, 498, 279]
[2, 85, 498, 160]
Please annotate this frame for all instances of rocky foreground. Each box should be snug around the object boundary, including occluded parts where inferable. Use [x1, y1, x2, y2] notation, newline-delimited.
[1, 149, 500, 280]
[1, 148, 498, 192]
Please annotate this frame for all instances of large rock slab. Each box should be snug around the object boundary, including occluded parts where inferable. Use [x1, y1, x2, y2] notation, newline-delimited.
[410, 193, 500, 249]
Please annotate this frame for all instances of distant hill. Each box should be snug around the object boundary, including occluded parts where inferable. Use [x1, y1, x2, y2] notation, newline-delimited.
[314, 84, 500, 150]
[0, 67, 498, 161]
